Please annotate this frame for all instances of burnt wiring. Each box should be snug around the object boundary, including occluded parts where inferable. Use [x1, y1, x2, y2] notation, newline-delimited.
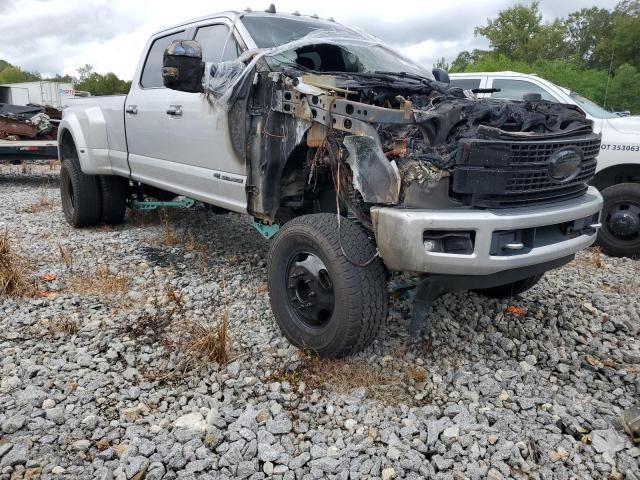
[322, 96, 380, 267]
[263, 82, 286, 139]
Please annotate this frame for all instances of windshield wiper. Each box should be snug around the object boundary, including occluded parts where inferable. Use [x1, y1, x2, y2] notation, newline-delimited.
[373, 71, 433, 83]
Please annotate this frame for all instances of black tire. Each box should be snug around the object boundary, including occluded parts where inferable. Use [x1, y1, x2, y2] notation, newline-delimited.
[267, 214, 387, 358]
[473, 274, 543, 299]
[60, 156, 101, 227]
[99, 176, 128, 225]
[596, 183, 640, 258]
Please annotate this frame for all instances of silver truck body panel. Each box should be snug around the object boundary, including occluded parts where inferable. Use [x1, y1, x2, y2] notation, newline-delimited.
[58, 96, 127, 176]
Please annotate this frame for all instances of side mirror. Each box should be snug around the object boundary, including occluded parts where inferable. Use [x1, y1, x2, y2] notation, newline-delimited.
[432, 68, 450, 84]
[162, 40, 204, 93]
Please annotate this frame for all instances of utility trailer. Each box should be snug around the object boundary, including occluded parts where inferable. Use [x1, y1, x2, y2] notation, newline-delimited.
[0, 139, 58, 162]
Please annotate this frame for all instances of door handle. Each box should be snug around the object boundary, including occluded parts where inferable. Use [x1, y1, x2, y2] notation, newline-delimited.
[125, 105, 137, 114]
[166, 105, 183, 116]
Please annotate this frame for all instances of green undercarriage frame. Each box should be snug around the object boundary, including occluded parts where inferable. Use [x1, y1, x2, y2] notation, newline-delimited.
[253, 221, 280, 239]
[130, 198, 196, 210]
[129, 197, 280, 240]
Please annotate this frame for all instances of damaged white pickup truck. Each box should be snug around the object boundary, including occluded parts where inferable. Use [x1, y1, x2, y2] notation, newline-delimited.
[58, 9, 604, 357]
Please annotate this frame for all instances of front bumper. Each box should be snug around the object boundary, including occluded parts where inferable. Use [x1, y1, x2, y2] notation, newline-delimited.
[371, 186, 603, 275]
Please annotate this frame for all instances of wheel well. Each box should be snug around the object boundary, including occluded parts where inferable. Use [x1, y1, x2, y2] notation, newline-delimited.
[59, 129, 77, 160]
[277, 144, 337, 220]
[591, 164, 640, 190]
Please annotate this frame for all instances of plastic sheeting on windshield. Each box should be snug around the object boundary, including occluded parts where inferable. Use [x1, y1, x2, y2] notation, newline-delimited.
[202, 29, 433, 111]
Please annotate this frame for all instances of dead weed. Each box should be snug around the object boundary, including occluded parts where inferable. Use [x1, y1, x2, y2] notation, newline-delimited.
[0, 228, 37, 297]
[125, 286, 232, 381]
[45, 316, 80, 337]
[57, 242, 73, 266]
[271, 352, 419, 405]
[67, 264, 128, 295]
[20, 189, 58, 213]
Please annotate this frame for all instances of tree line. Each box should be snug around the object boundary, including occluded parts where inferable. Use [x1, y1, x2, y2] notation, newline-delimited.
[0, 61, 130, 97]
[448, 1, 640, 114]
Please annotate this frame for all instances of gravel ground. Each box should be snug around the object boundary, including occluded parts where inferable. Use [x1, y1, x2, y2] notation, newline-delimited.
[1, 163, 639, 480]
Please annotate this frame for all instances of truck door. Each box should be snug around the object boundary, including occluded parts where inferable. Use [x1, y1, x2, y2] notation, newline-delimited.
[449, 76, 486, 95]
[486, 77, 559, 102]
[125, 30, 186, 187]
[165, 20, 248, 213]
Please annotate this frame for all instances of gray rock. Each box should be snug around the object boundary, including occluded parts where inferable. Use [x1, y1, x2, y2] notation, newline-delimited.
[266, 418, 292, 435]
[2, 415, 26, 434]
[310, 457, 340, 473]
[145, 462, 166, 480]
[71, 439, 91, 452]
[0, 442, 28, 467]
[45, 407, 66, 425]
[289, 452, 311, 470]
[0, 443, 12, 461]
[93, 466, 113, 480]
[125, 456, 149, 478]
[236, 460, 257, 479]
[0, 376, 21, 392]
[258, 442, 284, 462]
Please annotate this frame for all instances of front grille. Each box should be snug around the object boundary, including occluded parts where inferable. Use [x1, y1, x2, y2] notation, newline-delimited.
[509, 137, 601, 166]
[451, 133, 601, 208]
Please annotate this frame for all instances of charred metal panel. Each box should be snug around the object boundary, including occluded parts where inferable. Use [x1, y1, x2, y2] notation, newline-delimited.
[343, 135, 400, 205]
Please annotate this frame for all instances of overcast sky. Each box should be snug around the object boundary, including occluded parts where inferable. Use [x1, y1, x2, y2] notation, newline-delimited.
[0, 0, 620, 79]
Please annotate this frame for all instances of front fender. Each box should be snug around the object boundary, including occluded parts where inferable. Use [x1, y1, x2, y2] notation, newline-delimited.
[58, 106, 112, 175]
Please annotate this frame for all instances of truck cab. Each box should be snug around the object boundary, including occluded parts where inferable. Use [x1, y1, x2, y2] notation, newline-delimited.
[451, 71, 640, 257]
[57, 12, 604, 357]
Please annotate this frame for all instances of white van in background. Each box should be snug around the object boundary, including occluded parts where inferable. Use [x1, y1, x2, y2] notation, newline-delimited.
[451, 71, 640, 258]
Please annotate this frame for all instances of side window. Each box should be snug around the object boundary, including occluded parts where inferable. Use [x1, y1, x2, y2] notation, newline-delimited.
[195, 24, 240, 63]
[140, 31, 185, 88]
[490, 79, 556, 102]
[450, 78, 481, 90]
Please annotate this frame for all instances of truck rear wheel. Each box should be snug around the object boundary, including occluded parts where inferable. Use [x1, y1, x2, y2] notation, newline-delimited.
[99, 176, 128, 225]
[60, 156, 101, 227]
[473, 274, 543, 299]
[267, 214, 387, 358]
[597, 183, 640, 258]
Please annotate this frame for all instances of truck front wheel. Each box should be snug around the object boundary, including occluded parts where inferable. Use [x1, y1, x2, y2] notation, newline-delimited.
[267, 214, 387, 358]
[473, 274, 543, 299]
[597, 183, 640, 258]
[60, 156, 101, 227]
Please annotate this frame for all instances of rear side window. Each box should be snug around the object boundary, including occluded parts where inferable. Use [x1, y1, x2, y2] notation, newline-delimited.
[195, 24, 240, 63]
[490, 79, 556, 102]
[451, 78, 481, 90]
[141, 31, 185, 88]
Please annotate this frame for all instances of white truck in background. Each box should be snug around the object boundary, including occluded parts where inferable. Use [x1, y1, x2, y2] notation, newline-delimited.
[451, 72, 640, 257]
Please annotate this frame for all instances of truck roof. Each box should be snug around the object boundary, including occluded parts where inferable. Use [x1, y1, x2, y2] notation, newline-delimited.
[450, 71, 539, 78]
[450, 71, 571, 95]
[157, 10, 342, 35]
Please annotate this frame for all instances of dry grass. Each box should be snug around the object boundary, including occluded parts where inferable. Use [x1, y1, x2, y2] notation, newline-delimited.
[45, 316, 80, 337]
[125, 286, 231, 381]
[159, 209, 178, 246]
[589, 246, 605, 269]
[0, 228, 37, 297]
[185, 231, 197, 252]
[183, 311, 230, 365]
[20, 189, 58, 213]
[67, 264, 128, 295]
[198, 245, 208, 275]
[271, 352, 418, 404]
[57, 242, 73, 267]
